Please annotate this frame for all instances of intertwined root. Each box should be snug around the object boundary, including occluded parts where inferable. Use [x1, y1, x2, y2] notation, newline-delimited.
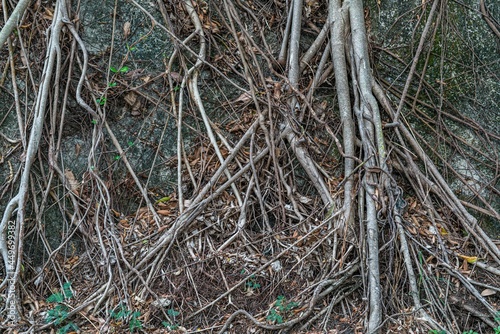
[0, 0, 498, 332]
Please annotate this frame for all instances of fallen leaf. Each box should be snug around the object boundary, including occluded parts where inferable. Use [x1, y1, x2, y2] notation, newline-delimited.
[458, 254, 478, 264]
[123, 21, 131, 39]
[124, 92, 137, 106]
[64, 169, 80, 194]
[481, 288, 496, 296]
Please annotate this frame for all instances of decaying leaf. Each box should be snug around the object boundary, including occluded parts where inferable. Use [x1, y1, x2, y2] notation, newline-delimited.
[123, 21, 131, 39]
[64, 169, 80, 194]
[481, 288, 496, 296]
[458, 254, 478, 264]
[157, 210, 171, 216]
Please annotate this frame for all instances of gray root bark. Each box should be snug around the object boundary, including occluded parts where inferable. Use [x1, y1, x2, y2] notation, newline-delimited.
[0, 0, 67, 322]
[349, 0, 384, 331]
[328, 0, 356, 237]
[0, 0, 31, 49]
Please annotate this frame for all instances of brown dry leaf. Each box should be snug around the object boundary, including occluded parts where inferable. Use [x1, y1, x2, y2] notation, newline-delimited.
[123, 21, 131, 39]
[43, 8, 54, 20]
[64, 169, 80, 194]
[232, 92, 252, 104]
[157, 210, 171, 216]
[481, 288, 496, 296]
[273, 82, 282, 99]
[124, 92, 137, 106]
[169, 71, 182, 82]
[203, 19, 221, 33]
[119, 219, 130, 228]
[74, 143, 81, 157]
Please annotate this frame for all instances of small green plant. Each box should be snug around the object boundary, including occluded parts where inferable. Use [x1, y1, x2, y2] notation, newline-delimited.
[96, 97, 107, 106]
[173, 85, 180, 92]
[110, 304, 131, 320]
[162, 308, 180, 330]
[245, 275, 261, 291]
[114, 155, 121, 160]
[108, 82, 117, 87]
[45, 282, 78, 334]
[266, 295, 298, 325]
[91, 119, 98, 125]
[162, 321, 179, 330]
[494, 311, 500, 333]
[129, 311, 142, 332]
[110, 304, 143, 332]
[126, 44, 137, 52]
[267, 309, 283, 324]
[110, 66, 129, 74]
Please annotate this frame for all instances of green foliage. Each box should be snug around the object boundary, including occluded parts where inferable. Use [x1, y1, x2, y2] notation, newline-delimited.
[108, 82, 117, 87]
[110, 304, 131, 320]
[110, 304, 143, 332]
[245, 275, 261, 291]
[129, 311, 142, 332]
[110, 66, 129, 74]
[266, 295, 298, 324]
[167, 308, 180, 317]
[46, 282, 78, 333]
[274, 295, 298, 312]
[46, 304, 69, 325]
[162, 308, 180, 330]
[494, 312, 500, 334]
[47, 292, 64, 304]
[57, 323, 79, 334]
[462, 331, 478, 334]
[126, 44, 137, 52]
[96, 97, 107, 106]
[428, 330, 446, 334]
[266, 309, 283, 324]
[62, 282, 73, 299]
[162, 321, 179, 330]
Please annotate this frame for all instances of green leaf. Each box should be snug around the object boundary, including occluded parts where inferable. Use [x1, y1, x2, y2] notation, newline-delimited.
[62, 282, 73, 299]
[110, 304, 131, 320]
[162, 321, 179, 330]
[120, 66, 129, 73]
[46, 305, 68, 324]
[110, 67, 118, 73]
[167, 308, 180, 317]
[58, 323, 79, 334]
[266, 309, 283, 324]
[47, 292, 64, 303]
[108, 82, 117, 87]
[155, 196, 171, 204]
